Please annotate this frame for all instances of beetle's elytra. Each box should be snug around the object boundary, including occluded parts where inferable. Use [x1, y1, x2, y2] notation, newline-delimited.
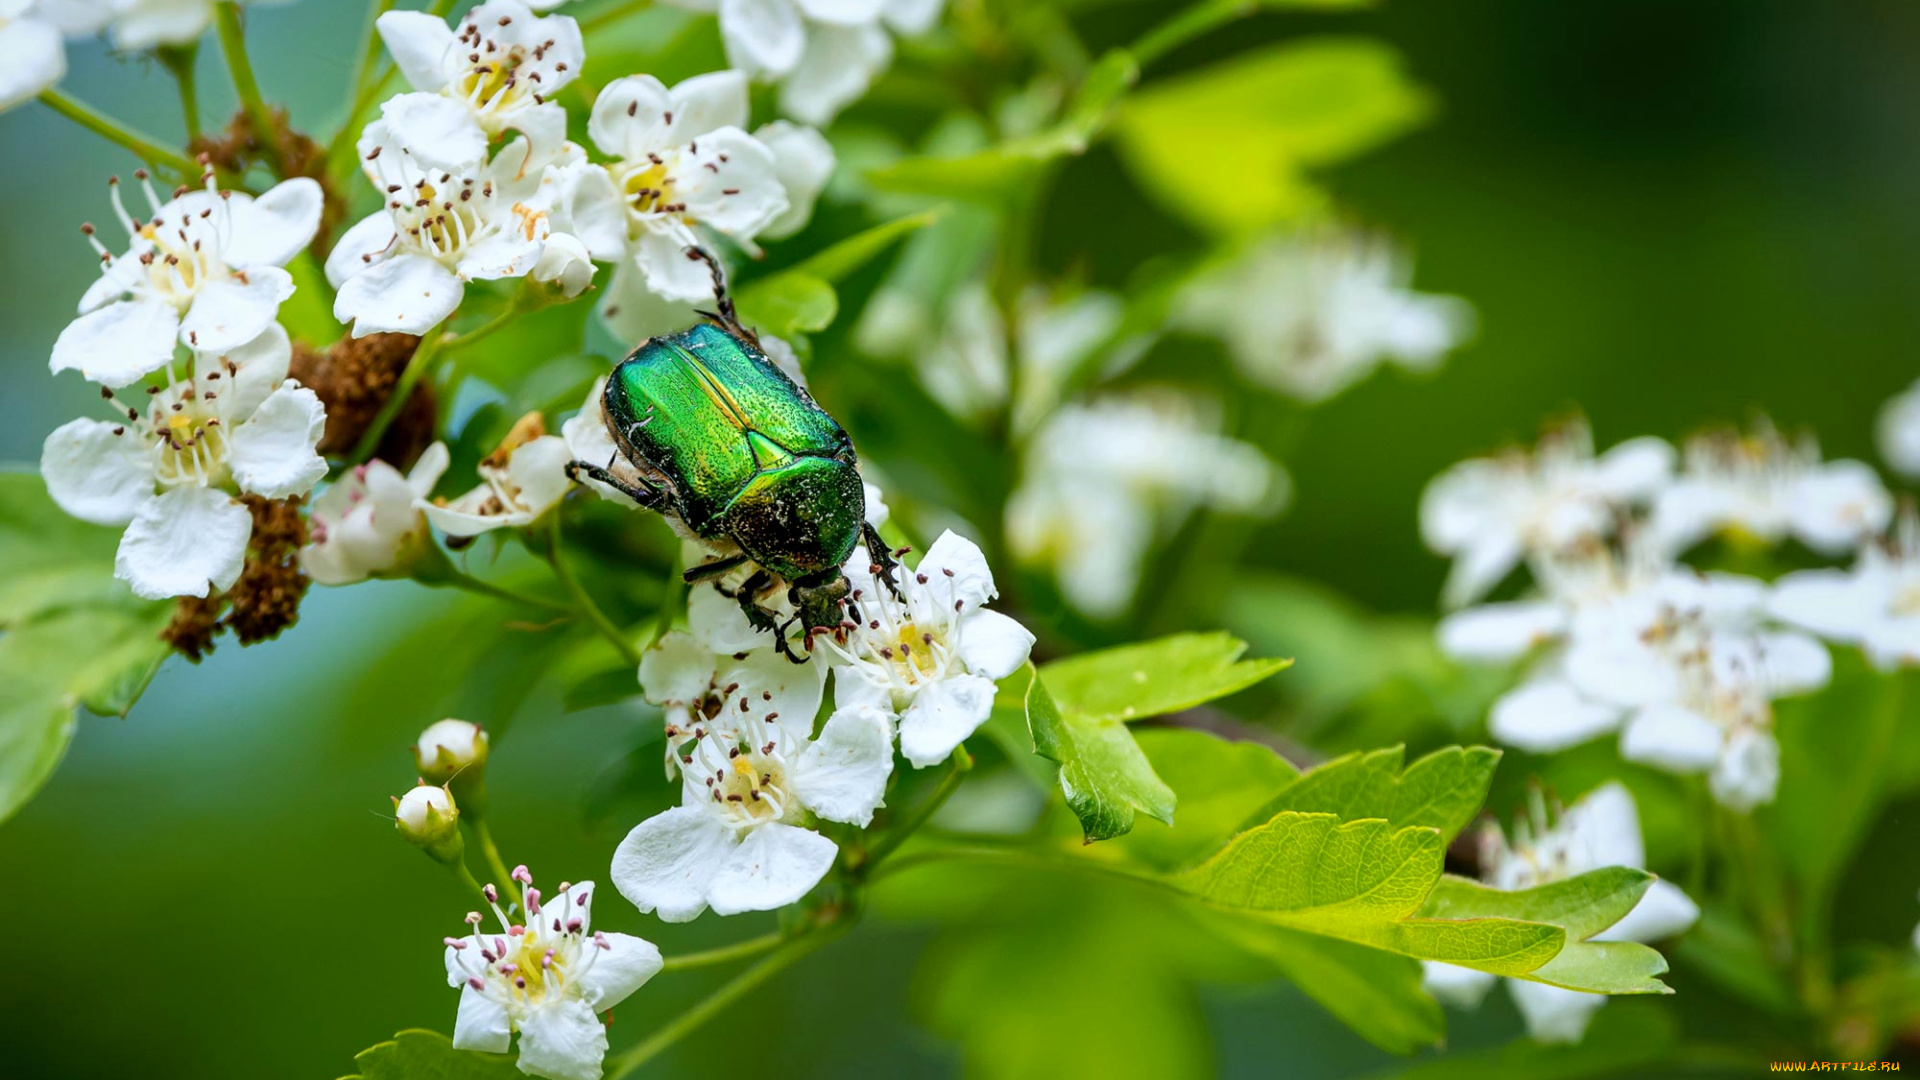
[566, 255, 899, 661]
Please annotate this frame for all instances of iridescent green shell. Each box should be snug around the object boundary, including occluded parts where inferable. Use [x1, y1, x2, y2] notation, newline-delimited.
[603, 323, 866, 580]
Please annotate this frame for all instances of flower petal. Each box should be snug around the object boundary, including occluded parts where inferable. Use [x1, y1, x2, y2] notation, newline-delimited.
[882, 0, 944, 35]
[515, 997, 608, 1080]
[323, 211, 399, 289]
[179, 269, 293, 353]
[1596, 878, 1699, 943]
[1507, 979, 1606, 1044]
[450, 984, 513, 1054]
[792, 0, 886, 25]
[1791, 460, 1892, 555]
[589, 75, 674, 162]
[716, 646, 826, 742]
[707, 821, 837, 916]
[755, 121, 835, 241]
[1420, 961, 1497, 1009]
[633, 222, 716, 302]
[376, 8, 456, 91]
[639, 631, 718, 706]
[675, 127, 788, 239]
[600, 258, 699, 342]
[115, 485, 251, 600]
[41, 419, 155, 526]
[918, 529, 997, 608]
[335, 253, 464, 337]
[1769, 567, 1883, 643]
[228, 384, 328, 499]
[955, 607, 1034, 682]
[1709, 729, 1779, 811]
[610, 804, 734, 922]
[898, 672, 995, 768]
[1561, 781, 1644, 869]
[1618, 704, 1721, 773]
[506, 435, 574, 520]
[0, 16, 64, 113]
[197, 321, 293, 423]
[777, 20, 892, 126]
[717, 0, 806, 78]
[49, 297, 181, 388]
[1438, 601, 1566, 662]
[380, 92, 489, 173]
[1487, 679, 1622, 754]
[793, 704, 894, 826]
[574, 930, 662, 1011]
[667, 69, 751, 141]
[1591, 436, 1675, 501]
[224, 178, 324, 268]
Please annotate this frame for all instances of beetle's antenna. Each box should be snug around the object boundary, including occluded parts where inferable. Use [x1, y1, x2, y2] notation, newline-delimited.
[683, 245, 761, 349]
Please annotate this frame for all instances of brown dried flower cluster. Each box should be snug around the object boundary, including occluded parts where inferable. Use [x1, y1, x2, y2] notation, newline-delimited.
[160, 496, 312, 661]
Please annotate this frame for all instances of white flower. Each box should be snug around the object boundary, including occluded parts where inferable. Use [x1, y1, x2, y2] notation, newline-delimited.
[327, 115, 559, 338]
[446, 870, 661, 1080]
[664, 0, 944, 125]
[376, 0, 582, 165]
[555, 71, 796, 340]
[638, 621, 828, 777]
[1177, 229, 1474, 403]
[51, 169, 322, 388]
[0, 1, 83, 113]
[1877, 379, 1920, 479]
[101, 0, 292, 50]
[1007, 394, 1283, 619]
[755, 120, 835, 240]
[1420, 783, 1697, 1044]
[817, 531, 1034, 767]
[299, 442, 450, 586]
[41, 324, 327, 599]
[420, 414, 572, 536]
[1420, 419, 1674, 607]
[1649, 422, 1891, 557]
[1771, 510, 1920, 668]
[611, 704, 893, 921]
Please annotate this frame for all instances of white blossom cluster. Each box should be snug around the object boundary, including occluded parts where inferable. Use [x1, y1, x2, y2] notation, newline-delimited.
[1422, 414, 1912, 812]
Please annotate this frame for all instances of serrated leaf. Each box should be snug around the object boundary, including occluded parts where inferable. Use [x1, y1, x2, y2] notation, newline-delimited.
[341, 1029, 523, 1080]
[1416, 871, 1672, 994]
[735, 271, 838, 339]
[1042, 631, 1291, 724]
[1175, 812, 1565, 976]
[1027, 671, 1175, 842]
[1246, 744, 1500, 843]
[1114, 727, 1299, 872]
[1114, 39, 1432, 235]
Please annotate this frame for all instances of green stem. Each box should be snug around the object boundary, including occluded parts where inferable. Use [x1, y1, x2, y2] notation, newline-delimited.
[214, 1, 284, 174]
[36, 90, 198, 176]
[857, 746, 973, 872]
[346, 0, 399, 112]
[350, 328, 447, 464]
[452, 858, 492, 906]
[583, 0, 656, 34]
[607, 926, 840, 1078]
[1131, 0, 1253, 68]
[158, 45, 202, 141]
[546, 515, 644, 669]
[442, 306, 521, 353]
[327, 64, 400, 177]
[661, 932, 787, 973]
[439, 568, 572, 613]
[471, 820, 516, 892]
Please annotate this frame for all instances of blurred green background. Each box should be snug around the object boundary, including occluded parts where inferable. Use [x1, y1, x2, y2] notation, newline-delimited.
[3, 0, 1917, 1076]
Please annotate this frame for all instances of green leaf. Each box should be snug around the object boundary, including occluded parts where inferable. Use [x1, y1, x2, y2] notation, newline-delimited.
[1367, 999, 1682, 1079]
[787, 208, 948, 282]
[735, 271, 838, 339]
[1027, 671, 1176, 842]
[0, 471, 127, 625]
[1246, 745, 1501, 843]
[1416, 871, 1672, 994]
[1174, 812, 1565, 976]
[1041, 631, 1291, 725]
[341, 1029, 523, 1080]
[1208, 916, 1445, 1055]
[1114, 727, 1298, 872]
[0, 603, 171, 822]
[1113, 38, 1433, 235]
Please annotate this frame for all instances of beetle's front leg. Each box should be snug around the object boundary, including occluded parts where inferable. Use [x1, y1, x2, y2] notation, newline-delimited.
[684, 553, 749, 585]
[733, 571, 801, 661]
[565, 460, 665, 511]
[862, 520, 905, 601]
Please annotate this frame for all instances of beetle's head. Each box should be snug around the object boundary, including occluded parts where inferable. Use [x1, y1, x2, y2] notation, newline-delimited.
[789, 571, 851, 637]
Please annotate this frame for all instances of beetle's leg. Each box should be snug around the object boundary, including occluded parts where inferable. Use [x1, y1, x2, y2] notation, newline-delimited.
[733, 570, 801, 660]
[683, 553, 749, 585]
[683, 245, 764, 351]
[565, 460, 665, 511]
[862, 520, 906, 601]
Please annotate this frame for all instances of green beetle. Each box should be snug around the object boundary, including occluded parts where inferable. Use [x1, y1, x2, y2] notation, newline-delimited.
[565, 263, 898, 662]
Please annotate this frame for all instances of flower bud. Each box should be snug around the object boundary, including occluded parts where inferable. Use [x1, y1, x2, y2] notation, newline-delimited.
[394, 782, 464, 864]
[414, 718, 490, 817]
